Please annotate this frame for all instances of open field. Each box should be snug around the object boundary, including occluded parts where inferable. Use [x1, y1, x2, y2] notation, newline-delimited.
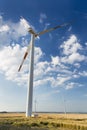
[0, 113, 87, 130]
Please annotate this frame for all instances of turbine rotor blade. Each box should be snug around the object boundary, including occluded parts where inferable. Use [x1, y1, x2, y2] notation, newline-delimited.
[18, 42, 32, 72]
[37, 22, 70, 36]
[18, 58, 25, 72]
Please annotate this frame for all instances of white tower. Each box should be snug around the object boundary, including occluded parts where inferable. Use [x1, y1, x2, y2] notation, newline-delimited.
[26, 35, 34, 117]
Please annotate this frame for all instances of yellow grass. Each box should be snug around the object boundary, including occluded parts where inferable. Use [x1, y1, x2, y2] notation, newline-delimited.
[39, 113, 87, 119]
[0, 113, 87, 130]
[0, 113, 87, 119]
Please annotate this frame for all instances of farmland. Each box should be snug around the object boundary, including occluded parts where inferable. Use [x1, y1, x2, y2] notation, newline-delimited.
[0, 113, 87, 130]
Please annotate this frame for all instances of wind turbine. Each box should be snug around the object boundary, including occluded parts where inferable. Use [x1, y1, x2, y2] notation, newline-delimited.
[18, 21, 71, 117]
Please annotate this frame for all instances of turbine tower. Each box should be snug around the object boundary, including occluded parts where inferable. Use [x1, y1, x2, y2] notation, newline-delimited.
[18, 22, 70, 117]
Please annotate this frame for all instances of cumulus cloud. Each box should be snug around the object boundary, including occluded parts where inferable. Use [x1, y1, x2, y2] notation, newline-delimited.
[0, 44, 28, 84]
[20, 18, 30, 30]
[60, 35, 86, 64]
[51, 56, 60, 66]
[9, 18, 31, 40]
[0, 44, 44, 86]
[61, 52, 86, 64]
[68, 53, 85, 63]
[0, 16, 31, 45]
[60, 35, 82, 55]
[0, 25, 9, 32]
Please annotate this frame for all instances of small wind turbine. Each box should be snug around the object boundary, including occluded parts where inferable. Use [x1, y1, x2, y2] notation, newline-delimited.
[18, 21, 71, 117]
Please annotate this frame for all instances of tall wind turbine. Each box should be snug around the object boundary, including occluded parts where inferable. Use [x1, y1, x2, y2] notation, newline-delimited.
[18, 22, 70, 117]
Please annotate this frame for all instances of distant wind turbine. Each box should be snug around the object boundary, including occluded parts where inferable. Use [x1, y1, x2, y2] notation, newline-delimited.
[18, 21, 71, 117]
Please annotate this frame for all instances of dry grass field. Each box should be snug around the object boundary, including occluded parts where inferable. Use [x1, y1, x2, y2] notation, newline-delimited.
[39, 113, 87, 119]
[0, 113, 87, 130]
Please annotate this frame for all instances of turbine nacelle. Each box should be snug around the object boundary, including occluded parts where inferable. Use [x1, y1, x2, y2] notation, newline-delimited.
[28, 27, 38, 37]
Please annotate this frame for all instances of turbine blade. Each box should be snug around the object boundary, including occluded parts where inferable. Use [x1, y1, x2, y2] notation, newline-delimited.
[37, 22, 70, 36]
[18, 58, 25, 72]
[18, 42, 32, 72]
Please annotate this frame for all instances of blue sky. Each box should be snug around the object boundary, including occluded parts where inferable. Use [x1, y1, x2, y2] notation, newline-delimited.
[0, 0, 87, 113]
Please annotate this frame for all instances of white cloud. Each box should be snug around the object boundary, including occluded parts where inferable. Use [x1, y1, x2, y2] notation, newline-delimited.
[0, 25, 9, 32]
[39, 13, 47, 24]
[66, 82, 75, 90]
[34, 61, 49, 80]
[56, 76, 71, 86]
[60, 35, 82, 55]
[65, 82, 83, 90]
[61, 53, 87, 63]
[0, 44, 28, 84]
[10, 18, 30, 39]
[51, 56, 60, 66]
[0, 16, 31, 45]
[67, 52, 86, 64]
[49, 76, 71, 88]
[20, 18, 30, 30]
[79, 71, 87, 77]
[0, 44, 45, 86]
[34, 77, 50, 88]
[34, 47, 44, 63]
[60, 35, 86, 64]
